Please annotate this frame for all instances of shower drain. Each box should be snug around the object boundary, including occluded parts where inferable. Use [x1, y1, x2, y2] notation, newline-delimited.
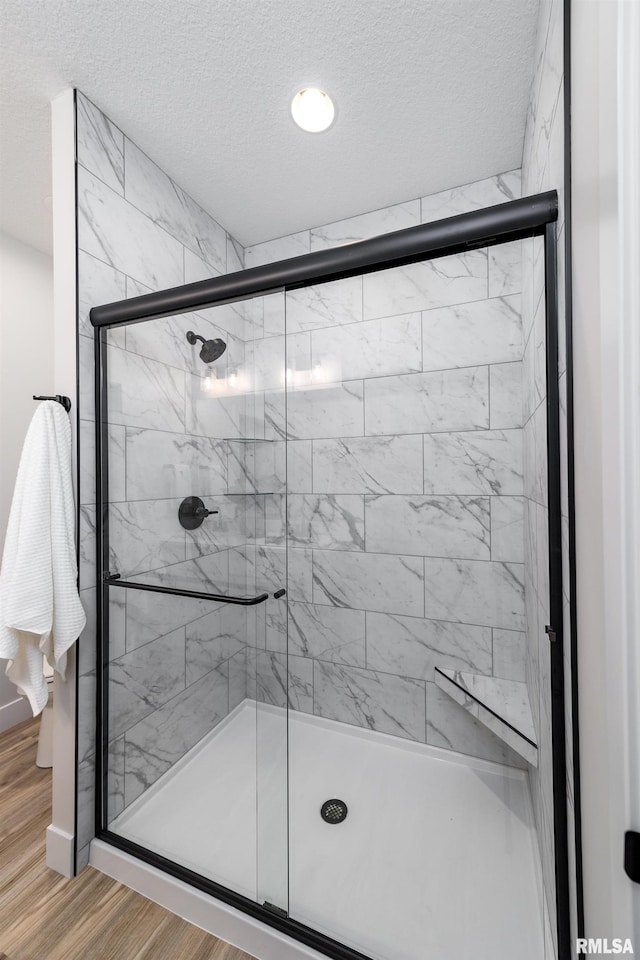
[320, 799, 348, 824]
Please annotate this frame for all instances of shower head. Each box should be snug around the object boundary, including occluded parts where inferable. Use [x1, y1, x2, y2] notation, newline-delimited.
[186, 330, 227, 364]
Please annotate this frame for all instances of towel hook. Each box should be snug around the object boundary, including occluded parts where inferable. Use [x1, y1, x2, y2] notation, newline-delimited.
[33, 395, 72, 413]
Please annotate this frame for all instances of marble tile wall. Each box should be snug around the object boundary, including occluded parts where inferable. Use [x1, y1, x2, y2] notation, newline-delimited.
[521, 1, 568, 956]
[243, 170, 530, 770]
[75, 92, 253, 867]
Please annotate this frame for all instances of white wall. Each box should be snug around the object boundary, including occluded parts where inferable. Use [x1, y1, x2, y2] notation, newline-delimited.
[0, 231, 53, 728]
[572, 0, 640, 943]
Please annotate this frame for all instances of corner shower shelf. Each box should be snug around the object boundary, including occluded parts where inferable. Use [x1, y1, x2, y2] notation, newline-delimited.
[434, 668, 538, 767]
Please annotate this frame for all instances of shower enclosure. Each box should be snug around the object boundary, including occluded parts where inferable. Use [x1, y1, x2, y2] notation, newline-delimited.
[91, 192, 568, 960]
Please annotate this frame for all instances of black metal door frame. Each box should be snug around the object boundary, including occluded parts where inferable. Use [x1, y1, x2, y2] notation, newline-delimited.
[91, 190, 572, 960]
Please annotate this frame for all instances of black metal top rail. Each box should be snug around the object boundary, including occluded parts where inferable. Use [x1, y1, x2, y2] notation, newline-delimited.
[104, 574, 285, 606]
[90, 191, 558, 329]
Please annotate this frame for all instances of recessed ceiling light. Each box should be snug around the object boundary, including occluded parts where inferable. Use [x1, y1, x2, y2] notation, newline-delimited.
[291, 88, 335, 133]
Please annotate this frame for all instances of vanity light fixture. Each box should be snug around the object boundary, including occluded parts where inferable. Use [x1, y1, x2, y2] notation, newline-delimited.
[291, 87, 335, 133]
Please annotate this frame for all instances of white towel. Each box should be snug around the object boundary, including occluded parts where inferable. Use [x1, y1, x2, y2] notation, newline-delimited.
[0, 401, 86, 715]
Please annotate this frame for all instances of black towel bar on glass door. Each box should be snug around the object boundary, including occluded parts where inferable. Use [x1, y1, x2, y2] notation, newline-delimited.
[103, 575, 274, 606]
[33, 394, 72, 413]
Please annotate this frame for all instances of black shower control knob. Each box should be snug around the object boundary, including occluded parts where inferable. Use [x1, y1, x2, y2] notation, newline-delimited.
[195, 505, 218, 518]
[178, 496, 218, 530]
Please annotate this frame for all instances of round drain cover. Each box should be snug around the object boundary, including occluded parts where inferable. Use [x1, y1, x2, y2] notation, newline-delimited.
[321, 799, 348, 824]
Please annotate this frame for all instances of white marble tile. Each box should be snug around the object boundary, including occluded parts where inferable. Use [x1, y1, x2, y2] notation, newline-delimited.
[124, 138, 227, 274]
[244, 231, 310, 268]
[313, 434, 423, 495]
[186, 374, 251, 439]
[77, 671, 96, 763]
[523, 401, 547, 507]
[125, 593, 227, 653]
[426, 681, 527, 768]
[363, 251, 487, 320]
[243, 296, 265, 340]
[263, 290, 286, 337]
[253, 650, 313, 713]
[365, 494, 490, 560]
[77, 589, 97, 676]
[246, 332, 301, 392]
[78, 250, 126, 338]
[493, 628, 526, 682]
[287, 602, 366, 667]
[107, 344, 186, 432]
[107, 737, 125, 823]
[77, 755, 95, 848]
[287, 440, 313, 492]
[109, 628, 186, 739]
[425, 557, 525, 631]
[227, 236, 244, 273]
[77, 94, 124, 194]
[311, 312, 421, 382]
[523, 300, 547, 422]
[365, 367, 489, 436]
[234, 544, 299, 598]
[489, 361, 523, 429]
[125, 429, 227, 501]
[185, 607, 247, 684]
[79, 505, 96, 591]
[422, 294, 523, 371]
[284, 381, 365, 441]
[309, 200, 420, 251]
[78, 167, 183, 291]
[228, 649, 247, 710]
[366, 613, 492, 681]
[109, 499, 185, 576]
[314, 662, 426, 742]
[124, 664, 229, 804]
[420, 171, 521, 223]
[183, 246, 222, 282]
[313, 550, 424, 617]
[491, 496, 525, 562]
[80, 421, 126, 505]
[256, 441, 287, 495]
[423, 429, 523, 496]
[287, 494, 365, 551]
[229, 439, 284, 496]
[183, 249, 247, 341]
[488, 241, 523, 298]
[286, 276, 363, 333]
[79, 335, 96, 423]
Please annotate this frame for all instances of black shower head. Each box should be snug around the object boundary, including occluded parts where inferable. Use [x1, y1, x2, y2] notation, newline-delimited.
[186, 330, 227, 364]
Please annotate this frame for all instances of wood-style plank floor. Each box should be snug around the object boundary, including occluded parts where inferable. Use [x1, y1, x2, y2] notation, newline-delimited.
[0, 717, 257, 960]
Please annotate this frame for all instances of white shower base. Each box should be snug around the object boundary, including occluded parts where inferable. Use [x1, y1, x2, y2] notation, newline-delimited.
[111, 701, 547, 960]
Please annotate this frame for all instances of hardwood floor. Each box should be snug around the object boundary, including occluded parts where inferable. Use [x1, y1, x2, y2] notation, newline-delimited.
[0, 717, 256, 960]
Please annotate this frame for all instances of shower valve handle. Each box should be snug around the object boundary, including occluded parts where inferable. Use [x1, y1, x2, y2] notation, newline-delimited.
[178, 496, 218, 530]
[194, 505, 218, 518]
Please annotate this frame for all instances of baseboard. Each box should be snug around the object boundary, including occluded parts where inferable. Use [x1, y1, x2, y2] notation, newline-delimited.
[90, 839, 326, 960]
[46, 824, 75, 878]
[0, 695, 32, 734]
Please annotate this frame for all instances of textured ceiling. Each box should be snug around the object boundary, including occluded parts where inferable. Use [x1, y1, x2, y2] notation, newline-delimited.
[0, 0, 539, 256]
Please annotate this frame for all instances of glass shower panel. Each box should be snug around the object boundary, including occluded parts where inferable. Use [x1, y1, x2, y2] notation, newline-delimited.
[101, 294, 289, 913]
[284, 242, 554, 960]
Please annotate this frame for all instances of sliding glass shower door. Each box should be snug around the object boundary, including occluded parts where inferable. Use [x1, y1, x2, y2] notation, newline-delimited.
[99, 293, 290, 915]
[94, 205, 565, 960]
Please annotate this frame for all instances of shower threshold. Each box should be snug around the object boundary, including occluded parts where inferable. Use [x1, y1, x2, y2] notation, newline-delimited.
[109, 701, 550, 960]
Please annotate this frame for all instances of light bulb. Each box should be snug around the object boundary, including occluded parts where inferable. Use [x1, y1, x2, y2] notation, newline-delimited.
[291, 88, 335, 133]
